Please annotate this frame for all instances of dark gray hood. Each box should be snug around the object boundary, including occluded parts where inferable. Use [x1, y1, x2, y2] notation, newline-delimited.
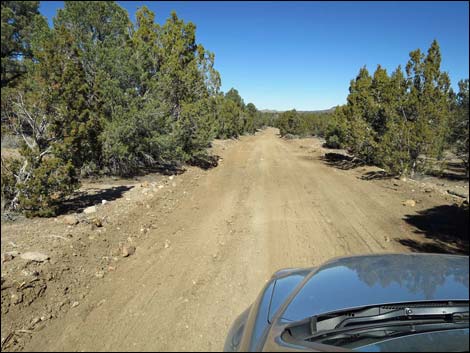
[281, 253, 469, 322]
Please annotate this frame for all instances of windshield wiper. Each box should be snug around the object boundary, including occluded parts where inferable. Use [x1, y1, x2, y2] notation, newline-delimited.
[306, 302, 469, 341]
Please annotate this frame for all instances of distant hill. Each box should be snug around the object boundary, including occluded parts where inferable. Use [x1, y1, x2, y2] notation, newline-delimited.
[260, 107, 336, 114]
[259, 109, 280, 113]
[298, 107, 336, 114]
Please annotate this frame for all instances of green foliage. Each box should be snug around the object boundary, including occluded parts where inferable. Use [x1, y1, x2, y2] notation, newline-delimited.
[324, 106, 348, 149]
[3, 2, 263, 216]
[1, 157, 21, 211]
[1, 1, 42, 87]
[216, 96, 242, 138]
[325, 40, 463, 177]
[213, 89, 267, 138]
[277, 110, 301, 136]
[225, 88, 245, 110]
[38, 24, 102, 169]
[450, 79, 469, 176]
[275, 109, 333, 138]
[17, 156, 79, 217]
[244, 103, 258, 133]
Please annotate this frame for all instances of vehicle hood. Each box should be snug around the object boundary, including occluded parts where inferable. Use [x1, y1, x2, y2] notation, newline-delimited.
[281, 253, 469, 322]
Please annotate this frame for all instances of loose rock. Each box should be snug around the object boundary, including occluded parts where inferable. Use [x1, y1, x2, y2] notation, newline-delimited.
[83, 206, 97, 214]
[20, 252, 49, 262]
[2, 252, 16, 263]
[63, 215, 79, 225]
[403, 199, 416, 207]
[121, 245, 136, 257]
[11, 292, 23, 305]
[41, 314, 52, 321]
[164, 240, 171, 249]
[447, 189, 467, 199]
[31, 317, 42, 326]
[91, 217, 103, 228]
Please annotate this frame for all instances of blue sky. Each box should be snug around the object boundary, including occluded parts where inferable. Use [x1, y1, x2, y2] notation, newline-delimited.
[39, 1, 469, 111]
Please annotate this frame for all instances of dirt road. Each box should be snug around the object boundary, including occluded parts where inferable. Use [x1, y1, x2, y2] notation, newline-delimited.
[19, 128, 465, 351]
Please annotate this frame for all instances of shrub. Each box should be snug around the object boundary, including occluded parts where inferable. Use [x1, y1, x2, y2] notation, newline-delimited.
[324, 134, 341, 149]
[1, 157, 21, 211]
[16, 157, 79, 217]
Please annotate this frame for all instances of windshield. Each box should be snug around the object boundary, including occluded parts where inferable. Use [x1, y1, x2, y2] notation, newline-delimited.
[283, 301, 469, 352]
[352, 328, 469, 352]
[282, 255, 469, 322]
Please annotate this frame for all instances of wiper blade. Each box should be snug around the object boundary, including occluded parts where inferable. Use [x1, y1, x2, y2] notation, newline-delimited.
[309, 319, 468, 342]
[308, 302, 469, 340]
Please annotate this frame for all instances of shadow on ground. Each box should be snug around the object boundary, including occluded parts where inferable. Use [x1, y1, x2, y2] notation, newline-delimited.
[121, 164, 186, 177]
[320, 152, 365, 170]
[400, 204, 469, 255]
[425, 159, 468, 181]
[360, 170, 394, 180]
[427, 170, 468, 181]
[58, 185, 134, 215]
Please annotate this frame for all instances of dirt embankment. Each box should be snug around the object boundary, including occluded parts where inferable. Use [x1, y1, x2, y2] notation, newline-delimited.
[1, 128, 468, 351]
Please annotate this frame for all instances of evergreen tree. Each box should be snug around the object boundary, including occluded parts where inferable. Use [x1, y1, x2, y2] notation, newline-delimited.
[1, 1, 41, 87]
[277, 110, 301, 136]
[217, 97, 242, 138]
[452, 79, 469, 176]
[345, 67, 378, 163]
[404, 40, 452, 175]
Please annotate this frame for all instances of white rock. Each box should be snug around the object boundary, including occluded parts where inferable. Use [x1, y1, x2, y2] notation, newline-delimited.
[83, 206, 97, 214]
[20, 252, 49, 262]
[403, 199, 416, 207]
[102, 200, 108, 205]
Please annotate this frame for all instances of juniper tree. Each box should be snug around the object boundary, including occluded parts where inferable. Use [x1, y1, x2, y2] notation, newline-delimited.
[1, 1, 41, 87]
[404, 40, 452, 175]
[452, 79, 469, 176]
[344, 66, 378, 163]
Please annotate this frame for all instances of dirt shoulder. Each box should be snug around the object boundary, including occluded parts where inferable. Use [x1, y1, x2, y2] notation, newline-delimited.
[1, 128, 468, 351]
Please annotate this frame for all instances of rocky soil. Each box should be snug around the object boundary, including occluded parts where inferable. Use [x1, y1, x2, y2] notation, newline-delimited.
[1, 129, 467, 351]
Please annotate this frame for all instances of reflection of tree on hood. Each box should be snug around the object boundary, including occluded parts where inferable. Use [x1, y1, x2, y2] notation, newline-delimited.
[336, 255, 469, 300]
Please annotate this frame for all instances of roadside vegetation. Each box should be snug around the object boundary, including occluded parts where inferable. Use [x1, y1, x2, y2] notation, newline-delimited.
[1, 1, 266, 217]
[1, 2, 468, 218]
[273, 41, 469, 179]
